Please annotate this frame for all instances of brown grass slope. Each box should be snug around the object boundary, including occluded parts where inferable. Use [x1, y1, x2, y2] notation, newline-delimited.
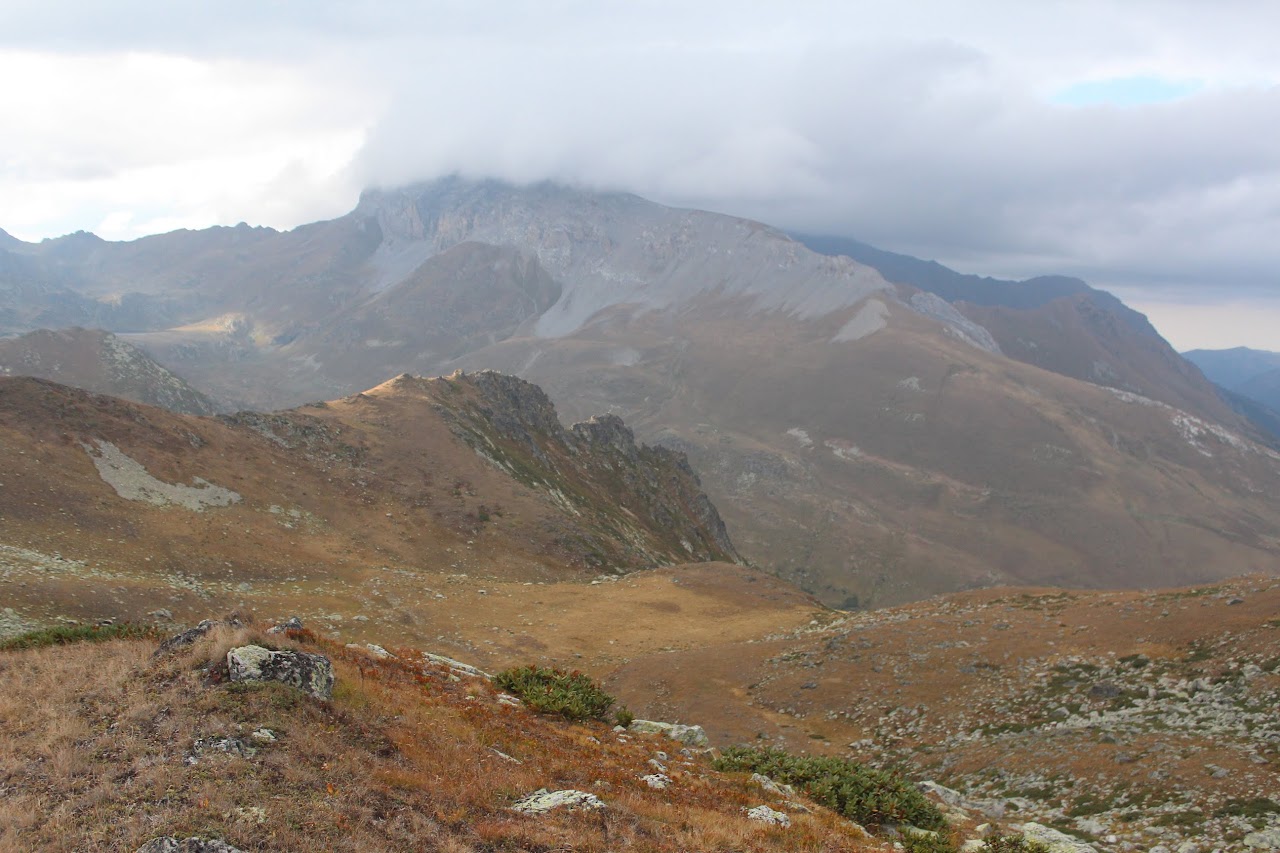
[0, 622, 879, 852]
[599, 576, 1280, 849]
[0, 372, 735, 648]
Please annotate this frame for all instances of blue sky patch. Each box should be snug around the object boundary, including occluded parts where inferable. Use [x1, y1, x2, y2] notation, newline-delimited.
[1051, 75, 1203, 107]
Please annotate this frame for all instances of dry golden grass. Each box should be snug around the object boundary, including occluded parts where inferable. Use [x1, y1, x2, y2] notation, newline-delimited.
[0, 621, 881, 852]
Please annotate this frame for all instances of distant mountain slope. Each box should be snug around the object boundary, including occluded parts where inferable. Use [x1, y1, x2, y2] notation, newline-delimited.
[796, 234, 1243, 431]
[3, 178, 1278, 605]
[0, 327, 221, 415]
[1186, 346, 1280, 415]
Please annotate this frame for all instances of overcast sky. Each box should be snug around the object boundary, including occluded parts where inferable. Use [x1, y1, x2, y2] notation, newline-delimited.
[1, 0, 1278, 350]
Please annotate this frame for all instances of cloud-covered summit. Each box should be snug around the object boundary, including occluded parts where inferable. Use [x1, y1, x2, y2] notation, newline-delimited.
[2, 1, 1279, 347]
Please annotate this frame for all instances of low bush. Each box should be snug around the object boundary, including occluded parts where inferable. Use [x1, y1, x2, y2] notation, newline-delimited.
[712, 746, 945, 830]
[494, 665, 615, 721]
[0, 622, 158, 652]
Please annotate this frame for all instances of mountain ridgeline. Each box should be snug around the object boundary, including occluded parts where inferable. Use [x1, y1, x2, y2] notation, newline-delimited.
[1, 177, 1279, 607]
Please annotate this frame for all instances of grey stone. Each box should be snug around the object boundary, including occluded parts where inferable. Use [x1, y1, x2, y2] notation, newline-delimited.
[154, 620, 218, 656]
[1019, 822, 1098, 852]
[136, 839, 244, 853]
[510, 788, 606, 814]
[1244, 829, 1280, 849]
[266, 616, 304, 634]
[423, 652, 491, 679]
[745, 805, 791, 827]
[628, 719, 710, 747]
[227, 645, 334, 700]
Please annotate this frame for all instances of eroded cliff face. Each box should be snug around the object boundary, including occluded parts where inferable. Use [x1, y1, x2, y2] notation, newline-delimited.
[427, 370, 740, 569]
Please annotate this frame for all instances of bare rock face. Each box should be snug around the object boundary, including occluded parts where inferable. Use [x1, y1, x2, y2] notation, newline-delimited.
[226, 645, 334, 700]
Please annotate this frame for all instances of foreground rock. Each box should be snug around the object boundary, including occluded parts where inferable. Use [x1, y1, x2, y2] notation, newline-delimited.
[510, 789, 606, 814]
[745, 805, 791, 827]
[136, 838, 244, 853]
[226, 645, 334, 700]
[628, 719, 710, 747]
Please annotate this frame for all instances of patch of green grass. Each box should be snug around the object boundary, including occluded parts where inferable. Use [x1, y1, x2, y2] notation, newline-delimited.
[713, 746, 945, 831]
[494, 665, 615, 722]
[1215, 797, 1280, 826]
[0, 622, 158, 651]
[1153, 810, 1204, 828]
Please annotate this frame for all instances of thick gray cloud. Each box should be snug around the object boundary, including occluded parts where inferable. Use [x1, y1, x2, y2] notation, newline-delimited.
[1, 1, 1278, 347]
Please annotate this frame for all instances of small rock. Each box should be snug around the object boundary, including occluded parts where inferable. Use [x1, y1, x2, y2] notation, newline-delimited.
[745, 805, 791, 827]
[136, 838, 245, 853]
[510, 789, 606, 814]
[641, 773, 671, 789]
[752, 773, 797, 797]
[423, 652, 491, 679]
[266, 616, 304, 635]
[149, 609, 174, 621]
[154, 620, 218, 656]
[227, 645, 334, 700]
[249, 728, 276, 743]
[185, 736, 256, 765]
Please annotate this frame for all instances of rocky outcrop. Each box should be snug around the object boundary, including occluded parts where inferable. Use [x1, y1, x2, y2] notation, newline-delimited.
[436, 370, 741, 568]
[226, 645, 334, 700]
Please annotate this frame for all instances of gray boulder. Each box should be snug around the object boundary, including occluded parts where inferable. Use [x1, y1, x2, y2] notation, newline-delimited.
[628, 719, 710, 748]
[154, 620, 218, 656]
[227, 645, 334, 700]
[136, 838, 244, 853]
[745, 804, 791, 827]
[510, 788, 606, 814]
[266, 616, 304, 634]
[1245, 829, 1280, 849]
[1019, 822, 1098, 852]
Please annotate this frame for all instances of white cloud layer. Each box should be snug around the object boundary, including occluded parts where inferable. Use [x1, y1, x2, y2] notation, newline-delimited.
[0, 1, 1278, 349]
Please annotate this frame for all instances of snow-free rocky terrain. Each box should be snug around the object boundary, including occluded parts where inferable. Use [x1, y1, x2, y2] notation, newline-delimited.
[2, 178, 1279, 607]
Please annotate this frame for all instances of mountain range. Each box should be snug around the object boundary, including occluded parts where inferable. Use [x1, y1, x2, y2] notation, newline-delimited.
[1, 177, 1278, 608]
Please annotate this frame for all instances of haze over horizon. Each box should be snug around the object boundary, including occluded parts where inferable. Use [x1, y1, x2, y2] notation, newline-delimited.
[2, 0, 1278, 351]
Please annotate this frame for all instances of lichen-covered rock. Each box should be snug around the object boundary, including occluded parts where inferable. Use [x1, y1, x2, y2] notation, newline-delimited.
[640, 773, 671, 789]
[184, 736, 256, 765]
[628, 719, 710, 748]
[1019, 822, 1098, 852]
[136, 838, 245, 853]
[510, 788, 606, 814]
[745, 805, 791, 827]
[226, 645, 333, 700]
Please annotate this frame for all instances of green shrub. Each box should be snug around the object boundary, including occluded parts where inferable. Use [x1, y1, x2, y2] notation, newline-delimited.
[494, 665, 615, 722]
[0, 622, 158, 652]
[614, 706, 635, 728]
[900, 831, 958, 852]
[712, 746, 945, 831]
